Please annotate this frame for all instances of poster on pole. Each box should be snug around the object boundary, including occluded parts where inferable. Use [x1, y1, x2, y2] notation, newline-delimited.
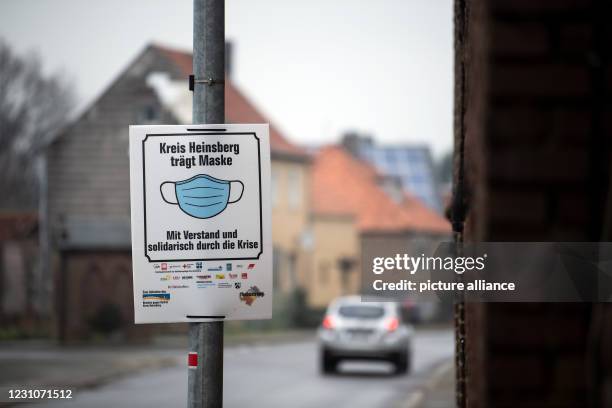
[129, 124, 272, 323]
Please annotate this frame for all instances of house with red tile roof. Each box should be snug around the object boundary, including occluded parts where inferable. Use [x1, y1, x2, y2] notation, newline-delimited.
[45, 44, 311, 340]
[147, 45, 313, 296]
[308, 146, 450, 307]
[44, 43, 450, 336]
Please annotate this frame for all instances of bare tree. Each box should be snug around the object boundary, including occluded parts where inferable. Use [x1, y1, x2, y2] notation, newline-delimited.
[0, 39, 74, 210]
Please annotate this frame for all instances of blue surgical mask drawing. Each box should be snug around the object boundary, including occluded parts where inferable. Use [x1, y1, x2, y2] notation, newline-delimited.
[160, 174, 244, 219]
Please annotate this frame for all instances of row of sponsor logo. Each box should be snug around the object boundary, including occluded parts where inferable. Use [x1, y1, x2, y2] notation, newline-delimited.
[182, 280, 243, 289]
[160, 272, 248, 282]
[142, 286, 265, 307]
[154, 262, 256, 272]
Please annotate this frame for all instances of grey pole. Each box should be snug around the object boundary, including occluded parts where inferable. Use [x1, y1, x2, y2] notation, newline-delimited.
[193, 0, 225, 124]
[188, 1, 224, 407]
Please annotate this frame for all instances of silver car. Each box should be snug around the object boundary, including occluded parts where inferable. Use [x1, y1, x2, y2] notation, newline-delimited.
[318, 296, 413, 375]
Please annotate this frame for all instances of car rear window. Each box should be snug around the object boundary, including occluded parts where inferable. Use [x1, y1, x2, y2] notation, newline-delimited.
[338, 305, 385, 319]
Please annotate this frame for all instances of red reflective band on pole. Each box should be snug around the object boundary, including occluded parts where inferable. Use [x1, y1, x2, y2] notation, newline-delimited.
[188, 352, 198, 369]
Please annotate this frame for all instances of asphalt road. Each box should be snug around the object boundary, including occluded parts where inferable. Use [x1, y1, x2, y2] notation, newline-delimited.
[34, 328, 453, 408]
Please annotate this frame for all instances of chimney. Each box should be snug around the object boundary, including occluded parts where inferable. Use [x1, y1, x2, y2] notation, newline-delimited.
[341, 132, 373, 156]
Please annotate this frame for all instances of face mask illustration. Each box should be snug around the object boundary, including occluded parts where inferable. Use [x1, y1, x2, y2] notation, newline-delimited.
[160, 174, 244, 219]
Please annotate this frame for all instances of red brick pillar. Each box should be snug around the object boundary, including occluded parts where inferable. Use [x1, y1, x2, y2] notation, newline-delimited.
[456, 0, 612, 406]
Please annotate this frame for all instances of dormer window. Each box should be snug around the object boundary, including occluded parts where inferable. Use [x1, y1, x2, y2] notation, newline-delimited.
[140, 104, 158, 123]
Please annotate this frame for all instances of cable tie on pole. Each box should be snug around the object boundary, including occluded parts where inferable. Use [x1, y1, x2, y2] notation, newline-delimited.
[189, 74, 225, 91]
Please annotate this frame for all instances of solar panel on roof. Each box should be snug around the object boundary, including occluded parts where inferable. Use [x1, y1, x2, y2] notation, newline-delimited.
[356, 145, 442, 212]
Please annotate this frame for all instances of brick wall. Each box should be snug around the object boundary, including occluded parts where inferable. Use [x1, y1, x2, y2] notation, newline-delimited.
[56, 251, 153, 342]
[458, 0, 612, 406]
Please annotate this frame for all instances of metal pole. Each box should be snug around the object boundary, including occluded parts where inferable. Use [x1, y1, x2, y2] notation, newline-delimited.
[189, 1, 225, 407]
[193, 0, 225, 124]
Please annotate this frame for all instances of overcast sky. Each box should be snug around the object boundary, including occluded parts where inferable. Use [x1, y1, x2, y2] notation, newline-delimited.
[0, 0, 453, 157]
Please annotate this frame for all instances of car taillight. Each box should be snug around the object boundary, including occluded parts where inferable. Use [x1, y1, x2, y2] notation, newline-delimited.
[385, 317, 399, 332]
[322, 315, 335, 329]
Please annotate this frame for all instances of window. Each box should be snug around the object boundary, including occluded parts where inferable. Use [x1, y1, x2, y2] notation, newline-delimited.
[140, 104, 159, 123]
[288, 168, 302, 209]
[338, 305, 385, 319]
[287, 253, 297, 290]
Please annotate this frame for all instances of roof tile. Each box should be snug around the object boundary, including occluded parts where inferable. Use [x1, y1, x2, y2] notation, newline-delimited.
[153, 44, 308, 159]
[312, 146, 450, 234]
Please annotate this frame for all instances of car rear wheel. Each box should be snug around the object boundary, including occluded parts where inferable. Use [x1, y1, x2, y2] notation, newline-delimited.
[393, 352, 410, 375]
[320, 349, 337, 374]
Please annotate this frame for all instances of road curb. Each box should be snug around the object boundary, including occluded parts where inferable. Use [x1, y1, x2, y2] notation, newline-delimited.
[225, 330, 314, 347]
[399, 359, 454, 408]
[0, 355, 179, 408]
[0, 330, 314, 407]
